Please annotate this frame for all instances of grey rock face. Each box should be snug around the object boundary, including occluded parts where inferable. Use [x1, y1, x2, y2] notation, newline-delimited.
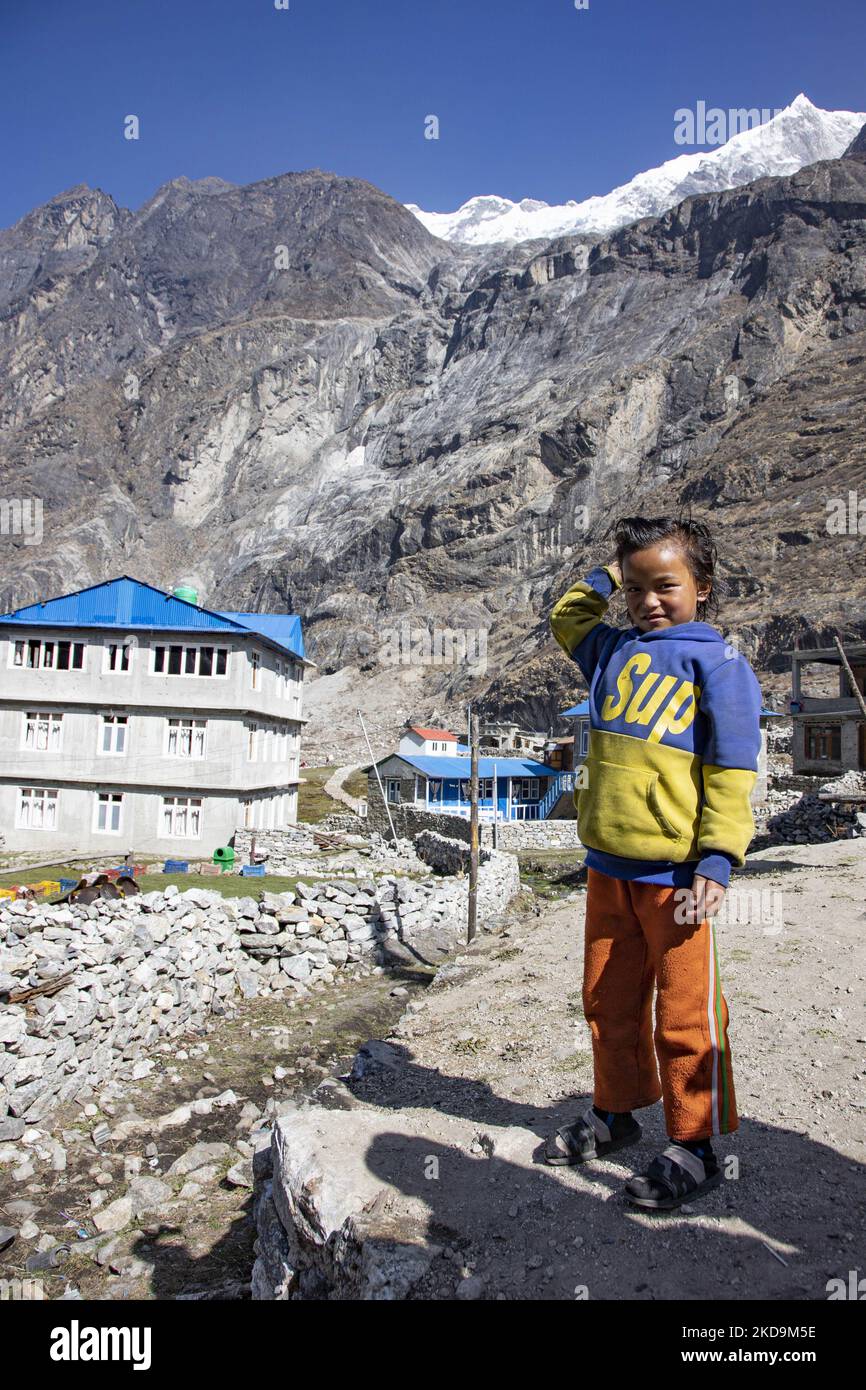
[2, 153, 866, 716]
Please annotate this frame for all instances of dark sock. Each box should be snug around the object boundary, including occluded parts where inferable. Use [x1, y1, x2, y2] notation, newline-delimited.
[593, 1104, 633, 1130]
[672, 1136, 715, 1162]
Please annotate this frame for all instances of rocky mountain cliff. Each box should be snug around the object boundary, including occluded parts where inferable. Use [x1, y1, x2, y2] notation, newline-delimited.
[1, 143, 865, 754]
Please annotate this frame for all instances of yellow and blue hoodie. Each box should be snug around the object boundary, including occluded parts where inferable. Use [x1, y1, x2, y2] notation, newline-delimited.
[550, 565, 762, 888]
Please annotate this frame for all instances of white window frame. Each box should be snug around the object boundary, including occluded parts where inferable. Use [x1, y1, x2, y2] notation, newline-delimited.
[159, 795, 203, 839]
[151, 644, 229, 677]
[16, 786, 59, 830]
[99, 714, 129, 755]
[9, 638, 84, 671]
[165, 716, 207, 759]
[94, 791, 123, 834]
[104, 640, 133, 673]
[22, 710, 63, 752]
[250, 649, 260, 689]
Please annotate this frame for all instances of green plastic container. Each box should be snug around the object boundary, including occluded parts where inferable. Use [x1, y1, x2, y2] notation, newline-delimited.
[213, 846, 235, 873]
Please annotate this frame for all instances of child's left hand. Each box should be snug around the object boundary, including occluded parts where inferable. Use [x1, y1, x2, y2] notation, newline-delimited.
[682, 875, 726, 924]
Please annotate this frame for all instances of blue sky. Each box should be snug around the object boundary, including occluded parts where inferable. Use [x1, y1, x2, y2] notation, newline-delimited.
[1, 0, 864, 228]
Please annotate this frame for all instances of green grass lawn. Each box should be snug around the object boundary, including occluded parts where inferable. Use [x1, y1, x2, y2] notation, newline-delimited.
[0, 764, 372, 899]
[297, 764, 367, 823]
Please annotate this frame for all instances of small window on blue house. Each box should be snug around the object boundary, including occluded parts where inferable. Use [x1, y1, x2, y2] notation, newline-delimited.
[386, 778, 401, 804]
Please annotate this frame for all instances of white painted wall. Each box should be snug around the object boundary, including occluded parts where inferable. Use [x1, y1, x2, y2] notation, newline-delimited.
[0, 627, 305, 857]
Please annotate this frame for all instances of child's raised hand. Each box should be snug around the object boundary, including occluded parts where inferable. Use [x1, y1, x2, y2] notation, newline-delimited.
[680, 875, 726, 925]
[605, 559, 623, 586]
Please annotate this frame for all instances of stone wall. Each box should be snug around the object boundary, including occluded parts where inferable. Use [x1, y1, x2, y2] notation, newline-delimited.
[366, 785, 581, 852]
[233, 826, 319, 860]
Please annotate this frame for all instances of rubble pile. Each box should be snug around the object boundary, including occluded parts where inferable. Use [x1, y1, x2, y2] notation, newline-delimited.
[0, 851, 520, 1134]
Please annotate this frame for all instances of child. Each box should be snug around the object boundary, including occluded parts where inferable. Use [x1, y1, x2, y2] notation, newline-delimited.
[544, 515, 762, 1210]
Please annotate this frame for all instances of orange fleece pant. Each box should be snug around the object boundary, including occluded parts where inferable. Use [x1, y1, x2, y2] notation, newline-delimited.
[582, 867, 738, 1141]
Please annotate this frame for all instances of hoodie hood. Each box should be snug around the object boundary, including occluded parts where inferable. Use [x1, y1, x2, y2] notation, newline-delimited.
[628, 621, 727, 644]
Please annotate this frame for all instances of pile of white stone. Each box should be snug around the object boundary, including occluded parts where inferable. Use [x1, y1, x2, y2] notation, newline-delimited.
[232, 829, 428, 880]
[818, 769, 866, 798]
[1, 847, 520, 1134]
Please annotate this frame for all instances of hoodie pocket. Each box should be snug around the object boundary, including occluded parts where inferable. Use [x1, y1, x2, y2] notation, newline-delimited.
[577, 757, 685, 857]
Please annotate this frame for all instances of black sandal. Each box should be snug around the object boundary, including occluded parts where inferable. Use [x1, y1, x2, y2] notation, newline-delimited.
[544, 1106, 642, 1165]
[623, 1142, 722, 1210]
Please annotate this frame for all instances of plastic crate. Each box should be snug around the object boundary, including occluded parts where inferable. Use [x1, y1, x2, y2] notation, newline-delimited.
[59, 878, 78, 892]
[240, 864, 265, 877]
[0, 888, 16, 901]
[37, 880, 61, 895]
[163, 860, 189, 873]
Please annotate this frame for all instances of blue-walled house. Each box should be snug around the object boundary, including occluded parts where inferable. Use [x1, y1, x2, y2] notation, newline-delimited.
[365, 749, 576, 822]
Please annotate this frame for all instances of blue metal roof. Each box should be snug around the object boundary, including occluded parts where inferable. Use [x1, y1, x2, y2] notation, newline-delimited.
[217, 611, 305, 660]
[0, 577, 304, 660]
[376, 754, 559, 778]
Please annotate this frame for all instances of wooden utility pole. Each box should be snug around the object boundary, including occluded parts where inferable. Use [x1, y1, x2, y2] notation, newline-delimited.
[833, 634, 866, 720]
[468, 712, 479, 943]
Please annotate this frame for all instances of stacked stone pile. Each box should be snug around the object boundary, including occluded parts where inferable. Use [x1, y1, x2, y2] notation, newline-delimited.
[1, 847, 520, 1133]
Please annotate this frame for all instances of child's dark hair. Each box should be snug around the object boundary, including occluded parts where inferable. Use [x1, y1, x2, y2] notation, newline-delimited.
[613, 515, 720, 622]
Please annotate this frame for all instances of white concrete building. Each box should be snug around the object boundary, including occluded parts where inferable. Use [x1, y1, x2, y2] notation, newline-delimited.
[397, 725, 462, 757]
[0, 577, 310, 859]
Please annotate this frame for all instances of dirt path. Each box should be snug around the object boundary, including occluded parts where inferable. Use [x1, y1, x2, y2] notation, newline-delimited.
[339, 838, 866, 1300]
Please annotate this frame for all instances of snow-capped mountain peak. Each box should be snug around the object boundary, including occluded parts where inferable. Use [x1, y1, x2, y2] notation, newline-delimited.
[406, 94, 866, 245]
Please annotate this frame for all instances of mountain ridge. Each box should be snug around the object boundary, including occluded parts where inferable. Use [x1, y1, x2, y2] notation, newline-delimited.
[1, 130, 865, 749]
[406, 94, 866, 245]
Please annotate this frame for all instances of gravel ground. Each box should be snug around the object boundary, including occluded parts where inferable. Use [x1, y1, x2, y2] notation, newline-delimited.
[2, 838, 864, 1301]
[344, 838, 866, 1300]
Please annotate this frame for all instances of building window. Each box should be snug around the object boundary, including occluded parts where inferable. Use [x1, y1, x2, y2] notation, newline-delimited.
[806, 725, 841, 762]
[166, 717, 206, 758]
[247, 723, 259, 760]
[386, 778, 401, 804]
[11, 639, 83, 670]
[105, 641, 132, 673]
[515, 778, 540, 801]
[161, 796, 202, 838]
[95, 792, 123, 833]
[242, 799, 253, 829]
[251, 650, 260, 689]
[100, 715, 128, 754]
[23, 711, 62, 752]
[17, 786, 58, 829]
[153, 644, 228, 677]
